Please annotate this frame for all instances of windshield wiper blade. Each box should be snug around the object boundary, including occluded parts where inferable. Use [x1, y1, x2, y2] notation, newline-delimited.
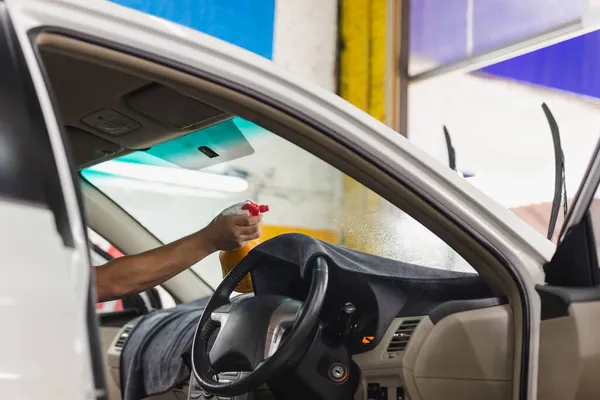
[443, 125, 457, 171]
[542, 103, 568, 240]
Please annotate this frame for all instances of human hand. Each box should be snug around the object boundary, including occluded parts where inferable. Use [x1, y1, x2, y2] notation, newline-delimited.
[200, 213, 263, 253]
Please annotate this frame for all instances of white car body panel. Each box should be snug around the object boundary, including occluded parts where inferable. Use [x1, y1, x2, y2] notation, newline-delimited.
[4, 0, 557, 398]
[0, 201, 93, 400]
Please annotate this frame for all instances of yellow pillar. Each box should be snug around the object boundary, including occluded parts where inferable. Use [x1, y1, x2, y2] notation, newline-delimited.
[338, 0, 388, 251]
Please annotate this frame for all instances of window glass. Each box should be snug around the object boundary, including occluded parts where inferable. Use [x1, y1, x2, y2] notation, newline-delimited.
[589, 199, 600, 253]
[82, 117, 475, 289]
[580, 185, 600, 259]
[88, 229, 125, 314]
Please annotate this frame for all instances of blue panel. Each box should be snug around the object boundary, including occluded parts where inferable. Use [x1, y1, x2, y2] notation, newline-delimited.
[482, 31, 600, 99]
[409, 0, 600, 99]
[111, 0, 275, 59]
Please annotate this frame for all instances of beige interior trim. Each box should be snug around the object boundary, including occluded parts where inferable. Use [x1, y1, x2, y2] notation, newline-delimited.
[38, 33, 230, 152]
[415, 379, 511, 400]
[36, 33, 528, 398]
[81, 179, 213, 302]
[538, 302, 600, 400]
[402, 317, 434, 400]
[402, 306, 513, 400]
[99, 326, 122, 400]
[353, 316, 423, 369]
[66, 126, 127, 169]
[352, 316, 426, 400]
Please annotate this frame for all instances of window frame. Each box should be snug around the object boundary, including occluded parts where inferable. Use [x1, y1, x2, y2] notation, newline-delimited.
[544, 138, 600, 287]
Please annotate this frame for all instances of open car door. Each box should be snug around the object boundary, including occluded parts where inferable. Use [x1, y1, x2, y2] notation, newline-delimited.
[0, 2, 105, 399]
[537, 138, 600, 400]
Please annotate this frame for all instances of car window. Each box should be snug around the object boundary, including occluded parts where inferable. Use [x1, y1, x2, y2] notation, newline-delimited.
[588, 199, 600, 255]
[89, 229, 125, 313]
[89, 228, 176, 312]
[82, 117, 476, 289]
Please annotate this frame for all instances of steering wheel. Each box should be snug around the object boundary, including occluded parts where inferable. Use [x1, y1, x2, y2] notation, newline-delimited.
[191, 256, 329, 397]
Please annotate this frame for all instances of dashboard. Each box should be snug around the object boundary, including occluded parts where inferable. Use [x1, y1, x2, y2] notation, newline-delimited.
[253, 259, 495, 356]
[106, 255, 513, 400]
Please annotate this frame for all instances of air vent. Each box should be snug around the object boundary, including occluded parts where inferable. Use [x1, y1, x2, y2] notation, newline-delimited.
[114, 325, 133, 352]
[386, 318, 422, 353]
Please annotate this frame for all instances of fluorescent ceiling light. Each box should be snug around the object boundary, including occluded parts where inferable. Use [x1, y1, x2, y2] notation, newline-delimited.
[87, 160, 249, 193]
[89, 175, 230, 199]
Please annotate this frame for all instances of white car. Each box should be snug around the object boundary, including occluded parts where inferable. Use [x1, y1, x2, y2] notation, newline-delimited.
[1, 1, 599, 400]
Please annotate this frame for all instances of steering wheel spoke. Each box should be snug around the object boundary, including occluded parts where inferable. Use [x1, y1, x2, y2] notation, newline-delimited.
[264, 301, 301, 359]
[192, 256, 329, 397]
[210, 303, 232, 324]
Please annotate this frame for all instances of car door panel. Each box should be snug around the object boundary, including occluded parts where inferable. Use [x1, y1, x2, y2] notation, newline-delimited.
[100, 325, 123, 400]
[402, 305, 513, 400]
[0, 2, 103, 399]
[537, 286, 600, 400]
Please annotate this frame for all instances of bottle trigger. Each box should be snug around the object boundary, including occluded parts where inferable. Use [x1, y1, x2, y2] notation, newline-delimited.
[241, 203, 259, 216]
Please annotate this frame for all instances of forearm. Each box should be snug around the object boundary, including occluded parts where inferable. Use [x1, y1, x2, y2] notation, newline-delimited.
[95, 229, 215, 302]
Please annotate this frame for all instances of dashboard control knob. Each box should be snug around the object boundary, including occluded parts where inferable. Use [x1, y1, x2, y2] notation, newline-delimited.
[323, 302, 359, 345]
[341, 302, 356, 336]
[343, 302, 356, 314]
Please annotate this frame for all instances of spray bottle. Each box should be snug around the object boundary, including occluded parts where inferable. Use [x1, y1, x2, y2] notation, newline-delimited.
[219, 200, 269, 292]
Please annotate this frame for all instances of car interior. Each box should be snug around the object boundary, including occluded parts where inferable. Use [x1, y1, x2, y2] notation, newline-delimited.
[36, 31, 533, 400]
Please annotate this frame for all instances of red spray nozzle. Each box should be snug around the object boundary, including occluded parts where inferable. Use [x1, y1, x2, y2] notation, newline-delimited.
[241, 201, 270, 216]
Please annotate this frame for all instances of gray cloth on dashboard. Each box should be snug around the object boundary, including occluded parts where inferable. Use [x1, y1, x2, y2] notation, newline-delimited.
[120, 297, 209, 400]
[247, 233, 478, 295]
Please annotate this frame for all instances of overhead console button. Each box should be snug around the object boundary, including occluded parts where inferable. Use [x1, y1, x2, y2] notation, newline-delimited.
[82, 108, 140, 136]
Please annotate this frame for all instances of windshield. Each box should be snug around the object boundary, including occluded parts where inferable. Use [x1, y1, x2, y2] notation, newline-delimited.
[82, 117, 475, 288]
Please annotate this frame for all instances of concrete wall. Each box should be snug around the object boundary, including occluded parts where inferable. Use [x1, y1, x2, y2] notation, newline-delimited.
[273, 0, 339, 91]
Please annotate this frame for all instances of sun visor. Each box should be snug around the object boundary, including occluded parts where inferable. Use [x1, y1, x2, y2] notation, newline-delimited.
[123, 118, 255, 170]
[127, 83, 228, 130]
